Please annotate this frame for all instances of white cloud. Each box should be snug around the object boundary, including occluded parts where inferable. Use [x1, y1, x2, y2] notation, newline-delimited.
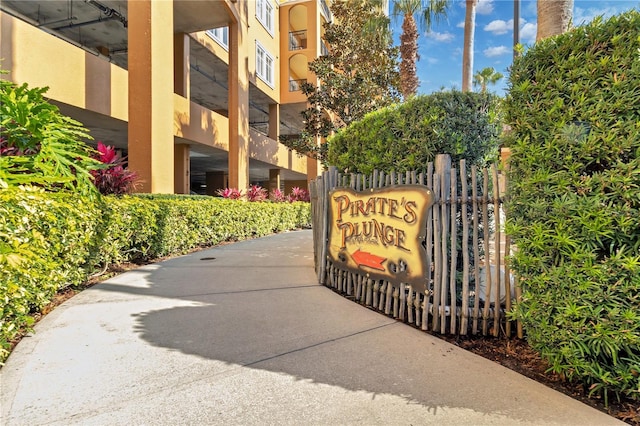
[574, 6, 623, 26]
[519, 22, 537, 44]
[426, 57, 439, 65]
[457, 21, 465, 29]
[483, 45, 510, 58]
[476, 0, 494, 15]
[484, 19, 513, 35]
[425, 31, 455, 42]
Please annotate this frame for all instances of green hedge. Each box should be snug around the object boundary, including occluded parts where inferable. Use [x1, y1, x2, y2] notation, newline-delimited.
[326, 91, 501, 174]
[0, 188, 101, 357]
[0, 189, 311, 363]
[504, 11, 640, 402]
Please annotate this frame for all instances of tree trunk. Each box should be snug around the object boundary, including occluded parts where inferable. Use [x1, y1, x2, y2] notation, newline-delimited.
[400, 13, 419, 98]
[536, 0, 573, 41]
[462, 0, 477, 92]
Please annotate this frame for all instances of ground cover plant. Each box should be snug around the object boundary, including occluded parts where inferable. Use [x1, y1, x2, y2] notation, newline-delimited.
[504, 10, 640, 403]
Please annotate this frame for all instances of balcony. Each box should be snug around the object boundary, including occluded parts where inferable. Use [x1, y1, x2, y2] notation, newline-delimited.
[319, 0, 331, 21]
[289, 30, 307, 50]
[289, 79, 307, 92]
[321, 41, 329, 56]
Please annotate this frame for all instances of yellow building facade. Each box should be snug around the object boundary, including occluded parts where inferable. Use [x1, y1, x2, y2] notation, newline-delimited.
[0, 0, 330, 194]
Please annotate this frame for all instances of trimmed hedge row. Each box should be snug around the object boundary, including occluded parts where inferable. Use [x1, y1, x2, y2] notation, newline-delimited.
[0, 189, 311, 363]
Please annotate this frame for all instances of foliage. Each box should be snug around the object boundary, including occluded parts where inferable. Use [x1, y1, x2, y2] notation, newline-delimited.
[392, 0, 450, 98]
[0, 76, 101, 197]
[280, 0, 401, 162]
[504, 11, 640, 402]
[473, 67, 504, 93]
[270, 188, 286, 202]
[216, 187, 243, 199]
[0, 187, 101, 362]
[0, 189, 312, 363]
[90, 142, 139, 195]
[216, 186, 311, 203]
[327, 90, 501, 174]
[287, 187, 310, 203]
[246, 185, 268, 202]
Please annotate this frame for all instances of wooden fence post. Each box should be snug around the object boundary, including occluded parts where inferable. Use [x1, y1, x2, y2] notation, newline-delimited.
[435, 154, 451, 333]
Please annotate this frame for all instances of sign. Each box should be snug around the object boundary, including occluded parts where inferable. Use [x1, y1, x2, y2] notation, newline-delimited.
[327, 186, 435, 291]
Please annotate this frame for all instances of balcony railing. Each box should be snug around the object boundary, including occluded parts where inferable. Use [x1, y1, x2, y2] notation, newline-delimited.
[289, 79, 307, 92]
[289, 30, 307, 50]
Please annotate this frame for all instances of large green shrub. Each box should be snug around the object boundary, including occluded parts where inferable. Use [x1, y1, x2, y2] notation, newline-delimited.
[504, 11, 640, 401]
[327, 91, 501, 174]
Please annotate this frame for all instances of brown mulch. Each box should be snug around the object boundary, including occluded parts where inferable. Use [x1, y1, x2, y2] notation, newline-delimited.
[439, 334, 640, 425]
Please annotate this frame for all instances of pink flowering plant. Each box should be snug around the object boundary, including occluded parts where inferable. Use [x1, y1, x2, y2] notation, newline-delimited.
[90, 142, 138, 195]
[269, 188, 286, 202]
[216, 187, 243, 199]
[287, 186, 310, 202]
[246, 185, 268, 202]
[216, 185, 310, 203]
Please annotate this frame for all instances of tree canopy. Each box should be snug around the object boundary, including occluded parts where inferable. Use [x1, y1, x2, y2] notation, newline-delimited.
[473, 67, 503, 93]
[393, 0, 450, 98]
[280, 0, 400, 162]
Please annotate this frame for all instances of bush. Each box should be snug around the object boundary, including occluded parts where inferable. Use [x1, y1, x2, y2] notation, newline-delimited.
[0, 188, 101, 360]
[91, 142, 139, 195]
[0, 76, 101, 196]
[504, 10, 640, 402]
[0, 190, 312, 363]
[327, 91, 501, 174]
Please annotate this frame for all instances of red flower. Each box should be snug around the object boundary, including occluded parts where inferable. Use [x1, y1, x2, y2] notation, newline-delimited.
[96, 141, 118, 164]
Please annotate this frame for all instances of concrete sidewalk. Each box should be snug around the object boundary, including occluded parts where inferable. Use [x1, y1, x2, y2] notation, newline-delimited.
[1, 230, 623, 425]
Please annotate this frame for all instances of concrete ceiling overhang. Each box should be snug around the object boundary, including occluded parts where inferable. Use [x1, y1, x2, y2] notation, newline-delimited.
[173, 0, 234, 34]
[2, 0, 308, 185]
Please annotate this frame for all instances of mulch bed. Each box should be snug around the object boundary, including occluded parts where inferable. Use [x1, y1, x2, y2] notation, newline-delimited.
[439, 334, 639, 425]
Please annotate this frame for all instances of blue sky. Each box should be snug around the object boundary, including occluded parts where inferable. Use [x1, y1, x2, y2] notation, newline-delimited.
[389, 0, 639, 95]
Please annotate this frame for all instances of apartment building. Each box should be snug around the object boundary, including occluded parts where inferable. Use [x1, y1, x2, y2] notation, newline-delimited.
[0, 0, 331, 195]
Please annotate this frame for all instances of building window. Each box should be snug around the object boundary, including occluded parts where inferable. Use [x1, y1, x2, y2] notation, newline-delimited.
[256, 0, 274, 35]
[256, 42, 274, 87]
[206, 27, 228, 50]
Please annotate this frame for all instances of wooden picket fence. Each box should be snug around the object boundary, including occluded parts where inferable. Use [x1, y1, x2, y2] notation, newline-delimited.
[309, 154, 523, 338]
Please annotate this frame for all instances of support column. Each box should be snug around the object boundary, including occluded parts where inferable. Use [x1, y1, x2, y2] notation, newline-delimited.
[128, 0, 174, 193]
[174, 144, 190, 194]
[268, 169, 281, 194]
[206, 171, 227, 196]
[174, 32, 190, 99]
[268, 104, 280, 141]
[228, 17, 250, 191]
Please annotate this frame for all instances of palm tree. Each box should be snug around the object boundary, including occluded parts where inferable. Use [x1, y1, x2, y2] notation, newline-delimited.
[392, 0, 450, 98]
[473, 67, 503, 93]
[461, 0, 477, 92]
[537, 0, 574, 41]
